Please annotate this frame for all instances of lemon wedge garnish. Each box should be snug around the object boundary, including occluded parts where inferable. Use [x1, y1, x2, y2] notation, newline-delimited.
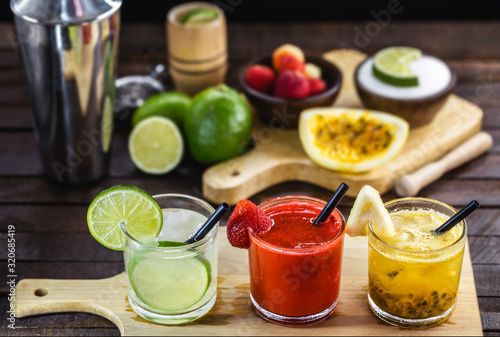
[346, 185, 395, 238]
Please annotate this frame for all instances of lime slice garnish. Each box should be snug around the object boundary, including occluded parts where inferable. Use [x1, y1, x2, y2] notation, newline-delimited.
[87, 185, 163, 251]
[131, 256, 210, 311]
[128, 116, 184, 175]
[372, 47, 422, 87]
[346, 185, 395, 238]
[181, 8, 219, 25]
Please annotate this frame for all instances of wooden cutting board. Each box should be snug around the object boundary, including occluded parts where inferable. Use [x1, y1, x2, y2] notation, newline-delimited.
[202, 49, 483, 204]
[14, 228, 483, 336]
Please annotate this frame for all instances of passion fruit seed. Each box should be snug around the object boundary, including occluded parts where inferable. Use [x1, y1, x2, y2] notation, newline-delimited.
[369, 279, 458, 319]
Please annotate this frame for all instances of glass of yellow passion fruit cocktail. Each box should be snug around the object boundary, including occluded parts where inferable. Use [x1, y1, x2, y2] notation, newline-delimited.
[367, 197, 467, 328]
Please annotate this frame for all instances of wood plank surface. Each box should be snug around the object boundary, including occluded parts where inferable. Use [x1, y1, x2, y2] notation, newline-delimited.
[0, 132, 499, 178]
[11, 231, 483, 336]
[0, 21, 499, 336]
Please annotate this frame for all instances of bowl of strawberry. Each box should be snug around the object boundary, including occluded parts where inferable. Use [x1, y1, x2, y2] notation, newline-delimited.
[240, 44, 342, 128]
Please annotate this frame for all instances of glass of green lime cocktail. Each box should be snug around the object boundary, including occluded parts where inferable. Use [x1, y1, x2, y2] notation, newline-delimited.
[121, 194, 218, 324]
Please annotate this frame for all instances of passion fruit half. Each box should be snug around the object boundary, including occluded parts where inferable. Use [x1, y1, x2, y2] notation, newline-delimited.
[299, 108, 409, 173]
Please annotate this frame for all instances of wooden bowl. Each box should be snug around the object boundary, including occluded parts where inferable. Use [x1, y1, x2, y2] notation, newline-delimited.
[354, 57, 457, 128]
[239, 54, 342, 129]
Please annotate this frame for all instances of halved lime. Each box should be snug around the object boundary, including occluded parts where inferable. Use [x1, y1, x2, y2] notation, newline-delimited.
[372, 47, 422, 87]
[87, 185, 163, 251]
[131, 257, 210, 311]
[181, 8, 219, 25]
[128, 117, 184, 175]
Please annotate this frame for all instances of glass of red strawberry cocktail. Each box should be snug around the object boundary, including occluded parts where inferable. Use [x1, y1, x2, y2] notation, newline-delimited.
[247, 196, 345, 326]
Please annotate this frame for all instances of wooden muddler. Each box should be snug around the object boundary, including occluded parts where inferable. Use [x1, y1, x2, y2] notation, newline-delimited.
[395, 132, 493, 197]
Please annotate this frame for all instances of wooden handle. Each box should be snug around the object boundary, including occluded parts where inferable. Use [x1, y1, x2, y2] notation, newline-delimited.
[13, 274, 125, 329]
[395, 132, 493, 197]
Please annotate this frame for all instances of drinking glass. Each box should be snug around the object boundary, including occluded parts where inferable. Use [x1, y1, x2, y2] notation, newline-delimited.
[368, 197, 467, 328]
[248, 196, 346, 326]
[122, 194, 218, 324]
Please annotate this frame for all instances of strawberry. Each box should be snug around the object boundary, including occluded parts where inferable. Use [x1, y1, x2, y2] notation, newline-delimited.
[244, 65, 276, 94]
[309, 78, 327, 96]
[274, 70, 310, 100]
[226, 199, 273, 249]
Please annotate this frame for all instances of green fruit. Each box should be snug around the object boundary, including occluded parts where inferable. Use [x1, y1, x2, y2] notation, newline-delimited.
[184, 85, 252, 164]
[372, 47, 422, 87]
[130, 256, 210, 312]
[181, 8, 219, 26]
[128, 117, 184, 175]
[87, 185, 163, 251]
[132, 91, 191, 128]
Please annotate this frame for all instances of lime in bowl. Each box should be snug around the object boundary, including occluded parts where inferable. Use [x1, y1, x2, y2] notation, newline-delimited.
[354, 46, 456, 128]
[88, 186, 219, 325]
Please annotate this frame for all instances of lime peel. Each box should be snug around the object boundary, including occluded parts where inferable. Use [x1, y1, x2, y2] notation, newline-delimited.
[131, 91, 190, 128]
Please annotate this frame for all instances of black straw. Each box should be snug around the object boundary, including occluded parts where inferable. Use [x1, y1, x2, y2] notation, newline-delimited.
[185, 202, 230, 244]
[433, 200, 480, 235]
[313, 183, 349, 226]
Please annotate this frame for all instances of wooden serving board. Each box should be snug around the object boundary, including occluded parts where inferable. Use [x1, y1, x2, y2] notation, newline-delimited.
[14, 228, 483, 336]
[202, 49, 483, 204]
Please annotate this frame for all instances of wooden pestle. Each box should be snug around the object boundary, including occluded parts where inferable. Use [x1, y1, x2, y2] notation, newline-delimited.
[395, 132, 493, 197]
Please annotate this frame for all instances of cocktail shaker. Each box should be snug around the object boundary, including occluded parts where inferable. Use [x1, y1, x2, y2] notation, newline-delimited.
[11, 0, 121, 184]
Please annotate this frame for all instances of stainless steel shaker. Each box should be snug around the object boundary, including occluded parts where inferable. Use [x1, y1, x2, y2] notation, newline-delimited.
[11, 0, 121, 184]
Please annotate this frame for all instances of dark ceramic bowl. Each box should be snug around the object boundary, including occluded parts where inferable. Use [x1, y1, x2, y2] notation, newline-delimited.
[354, 57, 457, 128]
[239, 54, 342, 129]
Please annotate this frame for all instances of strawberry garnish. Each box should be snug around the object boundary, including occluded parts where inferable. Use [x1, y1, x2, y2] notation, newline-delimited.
[226, 199, 273, 249]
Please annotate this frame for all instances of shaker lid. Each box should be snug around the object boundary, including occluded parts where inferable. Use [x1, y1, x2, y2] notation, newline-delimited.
[11, 0, 121, 25]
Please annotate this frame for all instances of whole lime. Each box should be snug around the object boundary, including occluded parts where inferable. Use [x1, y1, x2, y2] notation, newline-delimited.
[132, 91, 190, 128]
[185, 85, 252, 164]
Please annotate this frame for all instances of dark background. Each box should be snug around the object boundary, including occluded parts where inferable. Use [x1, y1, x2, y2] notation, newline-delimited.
[2, 0, 500, 22]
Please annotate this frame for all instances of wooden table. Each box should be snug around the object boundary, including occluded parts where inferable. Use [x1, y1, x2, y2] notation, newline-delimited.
[0, 21, 499, 336]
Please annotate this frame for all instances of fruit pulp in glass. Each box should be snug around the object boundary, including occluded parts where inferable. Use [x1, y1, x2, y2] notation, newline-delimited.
[368, 208, 465, 323]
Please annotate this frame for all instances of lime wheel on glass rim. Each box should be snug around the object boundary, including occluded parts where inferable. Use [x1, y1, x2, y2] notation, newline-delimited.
[87, 185, 163, 251]
[87, 184, 212, 312]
